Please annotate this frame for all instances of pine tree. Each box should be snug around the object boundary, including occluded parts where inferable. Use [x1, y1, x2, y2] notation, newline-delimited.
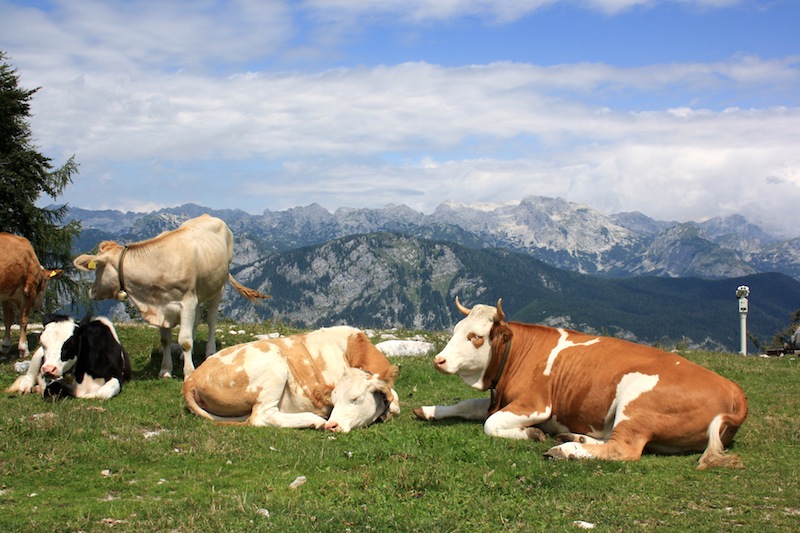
[0, 50, 81, 306]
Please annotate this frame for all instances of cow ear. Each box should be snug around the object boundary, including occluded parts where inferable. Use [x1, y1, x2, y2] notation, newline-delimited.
[47, 269, 64, 279]
[490, 322, 513, 345]
[73, 254, 100, 271]
[376, 365, 399, 387]
[367, 371, 394, 396]
[311, 384, 335, 408]
[78, 311, 93, 328]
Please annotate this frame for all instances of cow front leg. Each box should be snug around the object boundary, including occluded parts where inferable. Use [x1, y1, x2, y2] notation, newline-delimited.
[1, 301, 14, 355]
[413, 397, 491, 421]
[5, 346, 45, 394]
[175, 296, 201, 379]
[158, 327, 174, 378]
[247, 401, 328, 429]
[483, 405, 551, 441]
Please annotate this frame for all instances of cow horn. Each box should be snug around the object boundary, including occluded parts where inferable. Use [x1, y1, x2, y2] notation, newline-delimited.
[455, 296, 472, 316]
[494, 298, 505, 323]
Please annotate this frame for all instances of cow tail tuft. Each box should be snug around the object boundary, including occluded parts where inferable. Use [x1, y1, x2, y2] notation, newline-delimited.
[697, 414, 744, 470]
[228, 274, 271, 303]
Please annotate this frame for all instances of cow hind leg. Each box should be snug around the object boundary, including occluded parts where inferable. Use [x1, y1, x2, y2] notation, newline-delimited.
[74, 376, 123, 400]
[545, 423, 648, 462]
[204, 290, 223, 357]
[158, 327, 174, 378]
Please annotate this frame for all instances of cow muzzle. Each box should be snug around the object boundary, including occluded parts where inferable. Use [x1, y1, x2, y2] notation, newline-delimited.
[40, 364, 61, 379]
[433, 355, 449, 374]
[324, 420, 343, 432]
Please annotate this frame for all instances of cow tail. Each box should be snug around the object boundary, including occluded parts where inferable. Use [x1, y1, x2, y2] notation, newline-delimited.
[181, 379, 217, 421]
[228, 274, 271, 303]
[697, 394, 748, 470]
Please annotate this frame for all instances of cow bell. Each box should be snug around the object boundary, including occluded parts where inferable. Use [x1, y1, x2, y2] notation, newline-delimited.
[116, 290, 128, 301]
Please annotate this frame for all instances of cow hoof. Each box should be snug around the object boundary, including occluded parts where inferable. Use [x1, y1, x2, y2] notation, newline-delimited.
[412, 407, 427, 420]
[159, 371, 172, 379]
[544, 443, 592, 461]
[525, 427, 546, 442]
[543, 447, 570, 460]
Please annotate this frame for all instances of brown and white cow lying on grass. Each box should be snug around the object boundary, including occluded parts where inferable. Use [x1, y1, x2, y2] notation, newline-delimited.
[183, 326, 400, 432]
[414, 298, 748, 469]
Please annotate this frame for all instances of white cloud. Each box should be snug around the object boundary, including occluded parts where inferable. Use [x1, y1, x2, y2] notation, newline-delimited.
[2, 0, 798, 239]
[304, 0, 743, 22]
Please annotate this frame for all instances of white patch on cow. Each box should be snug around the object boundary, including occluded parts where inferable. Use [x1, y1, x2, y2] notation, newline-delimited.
[612, 372, 660, 425]
[484, 406, 552, 439]
[543, 329, 601, 376]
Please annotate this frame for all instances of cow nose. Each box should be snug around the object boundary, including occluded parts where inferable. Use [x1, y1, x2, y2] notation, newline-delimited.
[434, 356, 446, 368]
[324, 421, 341, 432]
[41, 364, 59, 378]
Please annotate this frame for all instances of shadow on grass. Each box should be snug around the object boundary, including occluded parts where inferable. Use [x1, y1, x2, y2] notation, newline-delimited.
[134, 339, 211, 381]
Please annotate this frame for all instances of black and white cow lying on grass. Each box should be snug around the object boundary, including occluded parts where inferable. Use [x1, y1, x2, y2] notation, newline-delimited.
[6, 313, 131, 399]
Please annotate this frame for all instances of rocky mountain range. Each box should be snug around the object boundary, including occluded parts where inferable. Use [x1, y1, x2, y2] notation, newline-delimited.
[63, 196, 800, 352]
[66, 196, 800, 282]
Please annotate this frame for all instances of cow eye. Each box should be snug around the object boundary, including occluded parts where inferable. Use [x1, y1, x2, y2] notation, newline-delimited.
[467, 332, 485, 348]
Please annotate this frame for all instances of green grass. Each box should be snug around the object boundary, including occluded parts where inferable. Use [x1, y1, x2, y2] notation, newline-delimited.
[1, 322, 799, 531]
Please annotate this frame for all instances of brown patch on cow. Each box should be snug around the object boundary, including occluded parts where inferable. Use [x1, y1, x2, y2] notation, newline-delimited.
[281, 333, 330, 399]
[345, 332, 395, 382]
[311, 383, 335, 409]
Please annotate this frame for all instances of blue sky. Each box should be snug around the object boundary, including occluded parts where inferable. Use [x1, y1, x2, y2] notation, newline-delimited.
[1, 0, 798, 237]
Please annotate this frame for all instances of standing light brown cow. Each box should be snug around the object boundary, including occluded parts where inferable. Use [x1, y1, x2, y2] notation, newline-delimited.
[73, 214, 269, 378]
[0, 233, 64, 358]
[414, 298, 748, 469]
[182, 326, 400, 432]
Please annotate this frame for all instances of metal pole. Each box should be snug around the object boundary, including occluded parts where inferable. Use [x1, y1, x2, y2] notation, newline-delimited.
[739, 310, 747, 355]
[736, 286, 749, 356]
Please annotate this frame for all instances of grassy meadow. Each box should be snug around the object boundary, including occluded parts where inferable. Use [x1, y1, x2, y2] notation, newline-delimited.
[1, 321, 799, 532]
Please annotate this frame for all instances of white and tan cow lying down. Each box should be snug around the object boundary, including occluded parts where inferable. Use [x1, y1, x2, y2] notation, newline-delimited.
[73, 214, 270, 379]
[414, 298, 748, 469]
[183, 326, 401, 432]
[6, 313, 131, 400]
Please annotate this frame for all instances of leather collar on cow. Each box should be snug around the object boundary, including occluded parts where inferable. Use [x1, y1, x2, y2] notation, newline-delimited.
[116, 247, 129, 300]
[488, 322, 513, 411]
[375, 392, 393, 424]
